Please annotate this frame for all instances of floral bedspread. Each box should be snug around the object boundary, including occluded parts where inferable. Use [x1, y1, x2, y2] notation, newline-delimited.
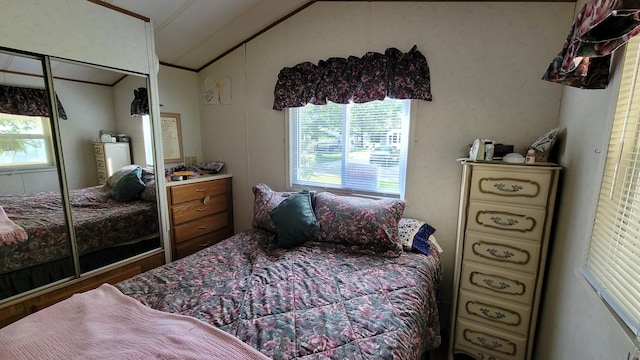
[117, 229, 442, 359]
[0, 186, 158, 274]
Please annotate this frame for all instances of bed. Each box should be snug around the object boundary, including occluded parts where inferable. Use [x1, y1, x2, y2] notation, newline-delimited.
[115, 184, 443, 359]
[0, 166, 160, 300]
[0, 183, 442, 359]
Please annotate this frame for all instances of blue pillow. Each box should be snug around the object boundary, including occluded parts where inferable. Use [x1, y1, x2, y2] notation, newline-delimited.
[398, 217, 436, 255]
[269, 188, 320, 249]
[113, 167, 146, 202]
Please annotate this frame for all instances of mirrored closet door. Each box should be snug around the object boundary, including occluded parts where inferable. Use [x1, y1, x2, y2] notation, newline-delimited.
[0, 49, 162, 302]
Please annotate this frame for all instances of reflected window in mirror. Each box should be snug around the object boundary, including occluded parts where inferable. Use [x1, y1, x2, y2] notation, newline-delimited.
[142, 114, 154, 167]
[0, 113, 55, 168]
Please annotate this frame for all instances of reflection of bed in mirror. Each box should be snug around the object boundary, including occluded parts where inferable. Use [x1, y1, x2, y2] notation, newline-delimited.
[0, 168, 159, 300]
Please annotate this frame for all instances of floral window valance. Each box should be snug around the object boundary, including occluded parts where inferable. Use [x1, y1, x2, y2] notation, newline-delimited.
[0, 85, 67, 119]
[542, 0, 640, 89]
[273, 45, 432, 110]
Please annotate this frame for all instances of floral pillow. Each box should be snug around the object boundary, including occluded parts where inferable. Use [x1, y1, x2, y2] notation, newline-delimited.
[252, 183, 297, 233]
[313, 192, 405, 256]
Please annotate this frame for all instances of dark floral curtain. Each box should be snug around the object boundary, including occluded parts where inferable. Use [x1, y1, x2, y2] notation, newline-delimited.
[0, 85, 67, 119]
[273, 45, 432, 110]
[542, 0, 640, 89]
[130, 87, 149, 116]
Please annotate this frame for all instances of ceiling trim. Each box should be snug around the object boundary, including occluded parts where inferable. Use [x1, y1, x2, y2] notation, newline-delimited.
[87, 0, 151, 22]
[197, 0, 317, 72]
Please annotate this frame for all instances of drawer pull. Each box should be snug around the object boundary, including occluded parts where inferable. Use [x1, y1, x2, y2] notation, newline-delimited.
[195, 189, 205, 192]
[203, 195, 210, 205]
[198, 226, 207, 229]
[196, 208, 205, 212]
[199, 242, 212, 248]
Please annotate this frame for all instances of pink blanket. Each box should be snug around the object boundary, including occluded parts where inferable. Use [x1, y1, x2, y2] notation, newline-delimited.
[0, 283, 270, 360]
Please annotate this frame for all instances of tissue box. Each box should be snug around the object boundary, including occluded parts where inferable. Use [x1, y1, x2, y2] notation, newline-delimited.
[529, 148, 549, 162]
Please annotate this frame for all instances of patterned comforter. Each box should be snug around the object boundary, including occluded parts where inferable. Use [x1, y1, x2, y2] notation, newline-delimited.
[0, 186, 158, 274]
[117, 229, 442, 359]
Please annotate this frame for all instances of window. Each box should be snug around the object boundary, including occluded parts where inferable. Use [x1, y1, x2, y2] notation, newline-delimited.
[142, 115, 154, 167]
[0, 113, 54, 168]
[582, 36, 640, 337]
[288, 99, 410, 198]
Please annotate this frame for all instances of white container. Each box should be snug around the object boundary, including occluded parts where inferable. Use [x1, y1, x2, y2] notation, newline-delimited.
[484, 141, 494, 160]
[526, 149, 536, 164]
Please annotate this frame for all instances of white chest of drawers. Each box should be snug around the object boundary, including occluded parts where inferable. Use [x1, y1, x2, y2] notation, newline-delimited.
[93, 142, 131, 185]
[449, 161, 560, 360]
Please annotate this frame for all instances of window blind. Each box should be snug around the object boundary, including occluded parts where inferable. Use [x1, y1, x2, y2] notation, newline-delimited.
[288, 99, 410, 198]
[582, 36, 640, 337]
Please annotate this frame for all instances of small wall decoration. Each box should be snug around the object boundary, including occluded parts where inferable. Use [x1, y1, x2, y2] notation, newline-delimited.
[204, 77, 231, 105]
[160, 112, 184, 163]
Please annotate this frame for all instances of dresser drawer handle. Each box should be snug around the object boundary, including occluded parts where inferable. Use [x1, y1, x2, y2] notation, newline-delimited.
[197, 226, 207, 230]
[196, 208, 205, 212]
[202, 196, 210, 205]
[199, 242, 212, 248]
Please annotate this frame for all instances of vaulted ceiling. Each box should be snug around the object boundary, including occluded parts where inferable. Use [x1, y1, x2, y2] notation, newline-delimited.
[101, 0, 312, 72]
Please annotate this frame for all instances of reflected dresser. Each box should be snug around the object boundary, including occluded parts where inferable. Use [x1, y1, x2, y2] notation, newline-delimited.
[449, 161, 561, 360]
[93, 142, 131, 185]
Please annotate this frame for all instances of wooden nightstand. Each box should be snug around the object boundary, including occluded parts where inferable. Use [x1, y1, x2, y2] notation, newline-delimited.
[166, 175, 234, 260]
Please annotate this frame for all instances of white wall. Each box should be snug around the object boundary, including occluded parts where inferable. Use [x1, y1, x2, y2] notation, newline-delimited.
[535, 2, 639, 359]
[114, 75, 149, 168]
[156, 65, 201, 171]
[56, 80, 117, 189]
[0, 0, 150, 75]
[197, 1, 574, 319]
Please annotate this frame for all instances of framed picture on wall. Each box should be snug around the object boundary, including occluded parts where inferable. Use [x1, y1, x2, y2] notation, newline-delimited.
[160, 112, 184, 163]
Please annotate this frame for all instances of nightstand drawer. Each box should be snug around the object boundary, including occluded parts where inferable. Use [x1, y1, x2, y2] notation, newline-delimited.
[173, 212, 228, 243]
[455, 318, 526, 360]
[470, 169, 551, 206]
[458, 289, 531, 336]
[467, 201, 547, 241]
[460, 262, 536, 305]
[171, 194, 227, 225]
[463, 231, 540, 274]
[174, 228, 231, 260]
[169, 178, 229, 204]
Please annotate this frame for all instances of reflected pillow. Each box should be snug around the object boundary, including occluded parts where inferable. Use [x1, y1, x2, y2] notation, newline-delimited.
[398, 217, 436, 255]
[270, 188, 320, 249]
[105, 165, 140, 189]
[140, 179, 156, 202]
[113, 167, 146, 202]
[313, 192, 405, 256]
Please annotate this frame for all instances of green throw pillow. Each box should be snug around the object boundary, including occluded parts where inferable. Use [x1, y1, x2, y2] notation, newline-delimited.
[113, 167, 146, 202]
[269, 188, 320, 248]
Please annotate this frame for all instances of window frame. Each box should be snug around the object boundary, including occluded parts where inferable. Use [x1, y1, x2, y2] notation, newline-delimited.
[285, 99, 415, 199]
[581, 36, 640, 339]
[0, 113, 56, 170]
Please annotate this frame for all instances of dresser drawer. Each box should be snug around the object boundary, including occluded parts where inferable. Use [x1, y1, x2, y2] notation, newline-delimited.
[169, 178, 229, 205]
[458, 289, 531, 336]
[470, 169, 551, 206]
[171, 194, 227, 225]
[460, 262, 536, 305]
[455, 318, 526, 360]
[174, 228, 231, 259]
[93, 145, 104, 157]
[463, 231, 541, 274]
[173, 212, 229, 243]
[467, 201, 547, 241]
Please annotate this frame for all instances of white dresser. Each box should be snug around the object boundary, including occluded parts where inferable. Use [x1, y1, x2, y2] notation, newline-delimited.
[93, 142, 131, 185]
[449, 161, 560, 360]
